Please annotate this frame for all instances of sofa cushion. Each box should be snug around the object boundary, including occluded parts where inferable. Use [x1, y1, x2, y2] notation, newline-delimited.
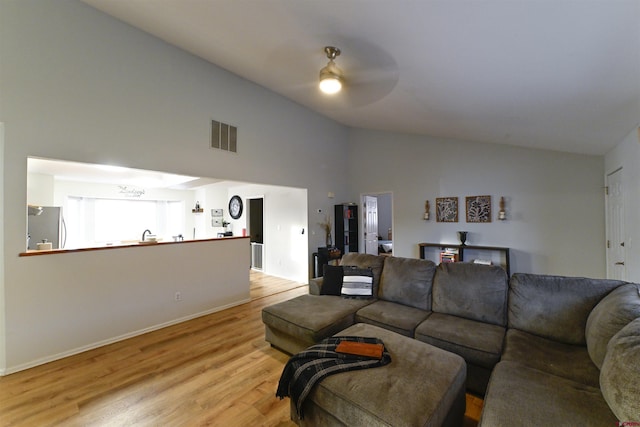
[340, 253, 386, 296]
[341, 266, 374, 298]
[262, 294, 374, 345]
[355, 300, 431, 337]
[508, 273, 626, 345]
[586, 282, 640, 368]
[479, 361, 617, 427]
[501, 329, 600, 388]
[600, 317, 640, 421]
[432, 262, 508, 326]
[415, 312, 505, 369]
[378, 256, 436, 310]
[320, 265, 343, 296]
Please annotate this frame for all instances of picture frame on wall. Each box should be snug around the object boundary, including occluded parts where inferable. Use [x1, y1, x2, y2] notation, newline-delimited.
[436, 197, 459, 222]
[466, 195, 492, 223]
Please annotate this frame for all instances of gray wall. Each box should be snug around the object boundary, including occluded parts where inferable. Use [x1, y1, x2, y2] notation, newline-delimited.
[0, 0, 348, 372]
[347, 128, 606, 277]
[0, 0, 621, 373]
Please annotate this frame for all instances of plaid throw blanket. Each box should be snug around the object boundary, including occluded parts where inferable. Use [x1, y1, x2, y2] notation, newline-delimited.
[276, 336, 391, 419]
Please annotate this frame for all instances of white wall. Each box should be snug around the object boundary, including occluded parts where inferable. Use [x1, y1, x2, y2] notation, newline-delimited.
[348, 128, 607, 277]
[225, 183, 308, 282]
[199, 182, 234, 239]
[604, 127, 640, 282]
[0, 123, 5, 371]
[27, 173, 55, 207]
[0, 0, 348, 372]
[192, 180, 309, 282]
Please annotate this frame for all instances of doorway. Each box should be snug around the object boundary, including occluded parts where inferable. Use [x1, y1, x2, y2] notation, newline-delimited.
[248, 197, 264, 270]
[606, 168, 625, 280]
[361, 192, 393, 256]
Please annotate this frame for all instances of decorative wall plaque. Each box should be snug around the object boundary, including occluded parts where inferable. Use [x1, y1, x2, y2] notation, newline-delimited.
[436, 197, 458, 222]
[466, 195, 492, 223]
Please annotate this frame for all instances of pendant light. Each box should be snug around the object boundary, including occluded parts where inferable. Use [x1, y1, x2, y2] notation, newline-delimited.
[319, 46, 343, 94]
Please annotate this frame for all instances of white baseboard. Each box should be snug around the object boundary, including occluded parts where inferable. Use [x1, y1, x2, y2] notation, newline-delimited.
[1, 298, 250, 376]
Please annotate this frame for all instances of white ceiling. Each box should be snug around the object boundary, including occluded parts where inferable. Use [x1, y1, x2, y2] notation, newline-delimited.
[82, 0, 640, 155]
[28, 157, 222, 189]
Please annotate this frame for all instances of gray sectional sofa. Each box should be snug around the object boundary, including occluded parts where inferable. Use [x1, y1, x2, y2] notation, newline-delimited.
[262, 253, 640, 425]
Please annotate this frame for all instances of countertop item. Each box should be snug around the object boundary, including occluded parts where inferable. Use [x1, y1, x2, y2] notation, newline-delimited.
[37, 242, 53, 250]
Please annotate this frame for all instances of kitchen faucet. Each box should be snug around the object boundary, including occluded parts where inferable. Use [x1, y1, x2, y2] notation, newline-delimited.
[142, 229, 152, 241]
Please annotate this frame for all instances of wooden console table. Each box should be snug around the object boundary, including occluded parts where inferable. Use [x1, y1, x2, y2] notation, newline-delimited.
[418, 243, 511, 275]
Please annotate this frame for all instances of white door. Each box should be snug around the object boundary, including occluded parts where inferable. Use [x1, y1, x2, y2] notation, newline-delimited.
[606, 168, 626, 280]
[364, 196, 379, 255]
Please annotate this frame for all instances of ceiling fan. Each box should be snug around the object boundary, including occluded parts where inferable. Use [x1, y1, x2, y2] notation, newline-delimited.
[313, 40, 400, 108]
[265, 38, 400, 110]
[319, 46, 344, 94]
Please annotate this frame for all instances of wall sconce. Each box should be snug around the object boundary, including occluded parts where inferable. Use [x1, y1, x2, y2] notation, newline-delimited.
[498, 197, 507, 220]
[423, 200, 430, 220]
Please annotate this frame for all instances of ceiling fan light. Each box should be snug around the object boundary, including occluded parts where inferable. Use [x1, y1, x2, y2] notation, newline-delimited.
[319, 60, 343, 94]
[319, 76, 342, 94]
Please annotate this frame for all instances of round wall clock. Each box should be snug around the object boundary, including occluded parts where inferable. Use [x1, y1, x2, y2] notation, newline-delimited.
[229, 195, 243, 219]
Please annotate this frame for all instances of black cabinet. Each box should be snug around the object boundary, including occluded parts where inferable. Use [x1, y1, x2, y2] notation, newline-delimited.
[313, 247, 342, 277]
[335, 204, 358, 254]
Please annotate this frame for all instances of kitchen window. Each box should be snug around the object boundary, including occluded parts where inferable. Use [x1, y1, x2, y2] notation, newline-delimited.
[65, 196, 184, 248]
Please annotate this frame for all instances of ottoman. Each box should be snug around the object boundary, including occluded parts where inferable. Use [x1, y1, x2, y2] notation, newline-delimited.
[292, 323, 467, 427]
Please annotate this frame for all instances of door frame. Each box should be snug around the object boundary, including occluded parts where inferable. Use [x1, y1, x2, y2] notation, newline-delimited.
[605, 167, 625, 280]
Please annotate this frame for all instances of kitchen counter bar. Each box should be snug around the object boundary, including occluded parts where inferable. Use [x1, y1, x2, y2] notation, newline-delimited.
[11, 235, 251, 373]
[20, 236, 249, 257]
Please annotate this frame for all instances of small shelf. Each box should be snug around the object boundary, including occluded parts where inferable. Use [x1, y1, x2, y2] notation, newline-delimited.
[192, 208, 204, 213]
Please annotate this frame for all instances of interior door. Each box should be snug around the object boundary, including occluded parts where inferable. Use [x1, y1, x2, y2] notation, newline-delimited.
[248, 197, 264, 270]
[606, 168, 625, 280]
[248, 198, 264, 243]
[363, 195, 379, 255]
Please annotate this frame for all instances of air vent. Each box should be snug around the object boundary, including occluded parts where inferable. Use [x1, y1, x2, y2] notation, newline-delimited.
[211, 120, 237, 153]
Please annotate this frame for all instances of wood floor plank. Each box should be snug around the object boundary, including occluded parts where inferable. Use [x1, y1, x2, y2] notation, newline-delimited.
[0, 270, 481, 426]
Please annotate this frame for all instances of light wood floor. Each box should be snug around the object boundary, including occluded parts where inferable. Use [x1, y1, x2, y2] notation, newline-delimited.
[0, 271, 482, 426]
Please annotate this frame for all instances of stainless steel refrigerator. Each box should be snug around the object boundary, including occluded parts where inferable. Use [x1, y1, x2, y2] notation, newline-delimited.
[28, 206, 66, 250]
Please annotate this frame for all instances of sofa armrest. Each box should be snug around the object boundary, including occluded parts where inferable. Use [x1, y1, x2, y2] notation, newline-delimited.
[309, 277, 323, 295]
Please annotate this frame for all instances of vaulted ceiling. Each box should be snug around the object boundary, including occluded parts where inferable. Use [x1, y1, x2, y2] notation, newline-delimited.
[83, 0, 640, 155]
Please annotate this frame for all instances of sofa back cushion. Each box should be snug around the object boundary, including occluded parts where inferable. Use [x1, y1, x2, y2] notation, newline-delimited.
[432, 262, 508, 326]
[378, 256, 436, 310]
[508, 273, 626, 345]
[340, 253, 385, 296]
[585, 282, 640, 368]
